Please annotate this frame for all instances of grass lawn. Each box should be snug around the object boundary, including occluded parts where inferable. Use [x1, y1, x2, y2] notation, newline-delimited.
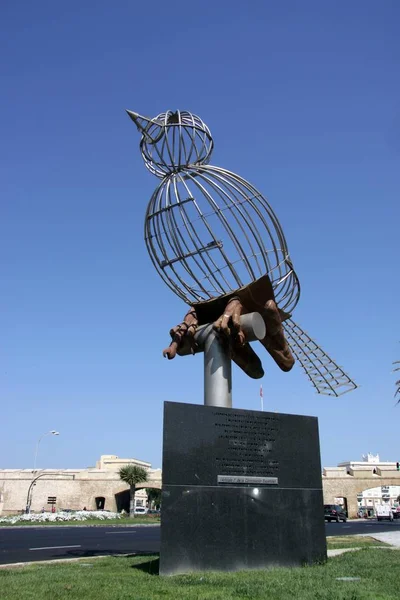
[1, 548, 400, 600]
[326, 535, 389, 550]
[0, 516, 160, 527]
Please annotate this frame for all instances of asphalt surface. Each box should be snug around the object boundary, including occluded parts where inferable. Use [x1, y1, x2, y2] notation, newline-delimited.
[325, 518, 400, 537]
[1, 520, 400, 565]
[0, 525, 160, 565]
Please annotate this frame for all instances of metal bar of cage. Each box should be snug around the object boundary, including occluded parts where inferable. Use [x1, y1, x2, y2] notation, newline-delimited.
[283, 318, 357, 397]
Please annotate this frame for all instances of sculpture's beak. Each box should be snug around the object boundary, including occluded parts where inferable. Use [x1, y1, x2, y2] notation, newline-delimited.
[126, 110, 163, 143]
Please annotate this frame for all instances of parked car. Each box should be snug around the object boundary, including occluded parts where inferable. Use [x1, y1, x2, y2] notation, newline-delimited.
[133, 507, 148, 515]
[324, 504, 347, 522]
[393, 507, 400, 520]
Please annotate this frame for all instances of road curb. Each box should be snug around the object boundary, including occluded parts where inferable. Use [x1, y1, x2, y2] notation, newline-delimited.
[0, 523, 160, 530]
[328, 547, 361, 557]
[0, 553, 145, 569]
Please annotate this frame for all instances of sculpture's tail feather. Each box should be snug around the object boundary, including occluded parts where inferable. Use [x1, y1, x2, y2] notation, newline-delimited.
[393, 361, 400, 404]
[283, 318, 358, 397]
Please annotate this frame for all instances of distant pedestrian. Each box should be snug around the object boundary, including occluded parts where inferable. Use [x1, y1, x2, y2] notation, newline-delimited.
[41, 507, 45, 513]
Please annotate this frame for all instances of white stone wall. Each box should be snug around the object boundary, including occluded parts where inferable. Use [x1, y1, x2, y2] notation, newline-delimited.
[0, 467, 162, 515]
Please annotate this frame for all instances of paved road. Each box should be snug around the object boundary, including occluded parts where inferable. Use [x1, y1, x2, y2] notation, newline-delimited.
[0, 525, 160, 565]
[325, 519, 400, 537]
[1, 520, 400, 565]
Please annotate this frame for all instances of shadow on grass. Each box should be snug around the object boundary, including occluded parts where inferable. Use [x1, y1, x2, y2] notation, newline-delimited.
[130, 554, 160, 575]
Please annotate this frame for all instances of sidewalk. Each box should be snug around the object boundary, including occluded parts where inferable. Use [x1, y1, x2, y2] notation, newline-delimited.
[360, 530, 400, 547]
[328, 530, 400, 557]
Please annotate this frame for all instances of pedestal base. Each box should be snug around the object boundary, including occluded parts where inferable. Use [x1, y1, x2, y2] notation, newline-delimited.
[160, 402, 327, 576]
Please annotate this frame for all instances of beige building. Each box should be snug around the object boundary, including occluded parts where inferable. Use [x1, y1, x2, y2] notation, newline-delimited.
[0, 455, 162, 516]
[2, 451, 399, 519]
[322, 453, 400, 517]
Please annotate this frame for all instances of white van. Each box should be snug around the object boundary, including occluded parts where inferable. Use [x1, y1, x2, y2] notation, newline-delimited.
[375, 504, 394, 521]
[134, 507, 148, 515]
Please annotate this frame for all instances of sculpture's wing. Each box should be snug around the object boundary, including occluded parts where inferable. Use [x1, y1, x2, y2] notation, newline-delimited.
[393, 361, 400, 404]
[282, 318, 357, 397]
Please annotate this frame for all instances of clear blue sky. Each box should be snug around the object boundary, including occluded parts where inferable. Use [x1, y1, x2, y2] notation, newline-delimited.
[1, 1, 399, 472]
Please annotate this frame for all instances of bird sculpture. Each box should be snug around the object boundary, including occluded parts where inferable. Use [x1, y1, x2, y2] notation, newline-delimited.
[127, 109, 357, 397]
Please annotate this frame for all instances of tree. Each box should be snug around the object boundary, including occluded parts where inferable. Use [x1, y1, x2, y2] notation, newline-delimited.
[146, 488, 162, 509]
[119, 464, 148, 517]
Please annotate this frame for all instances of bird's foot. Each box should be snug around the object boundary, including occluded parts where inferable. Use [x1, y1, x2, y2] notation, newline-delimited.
[213, 298, 264, 379]
[260, 300, 295, 372]
[212, 297, 246, 346]
[163, 307, 198, 359]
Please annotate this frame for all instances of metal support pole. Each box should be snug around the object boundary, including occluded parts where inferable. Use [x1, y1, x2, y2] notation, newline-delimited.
[203, 324, 232, 407]
[178, 312, 266, 408]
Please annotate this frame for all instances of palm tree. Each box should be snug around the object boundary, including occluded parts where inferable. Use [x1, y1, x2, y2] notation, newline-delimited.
[119, 464, 148, 517]
[146, 488, 162, 509]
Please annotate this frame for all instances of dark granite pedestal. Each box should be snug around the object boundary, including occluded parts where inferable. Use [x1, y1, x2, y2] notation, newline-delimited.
[160, 402, 327, 576]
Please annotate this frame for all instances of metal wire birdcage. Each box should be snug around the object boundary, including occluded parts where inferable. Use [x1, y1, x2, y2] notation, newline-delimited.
[127, 108, 358, 398]
[128, 110, 214, 178]
[145, 165, 300, 313]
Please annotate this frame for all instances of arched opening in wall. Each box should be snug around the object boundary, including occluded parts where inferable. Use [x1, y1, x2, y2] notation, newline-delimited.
[115, 490, 130, 513]
[357, 485, 400, 519]
[95, 496, 106, 510]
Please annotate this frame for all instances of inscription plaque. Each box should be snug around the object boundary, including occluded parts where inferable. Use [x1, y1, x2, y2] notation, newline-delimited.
[214, 409, 279, 478]
[217, 475, 278, 484]
[160, 402, 327, 576]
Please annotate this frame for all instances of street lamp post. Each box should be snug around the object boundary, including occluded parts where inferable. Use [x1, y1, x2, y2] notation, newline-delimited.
[27, 430, 60, 513]
[33, 430, 60, 472]
[26, 472, 75, 515]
